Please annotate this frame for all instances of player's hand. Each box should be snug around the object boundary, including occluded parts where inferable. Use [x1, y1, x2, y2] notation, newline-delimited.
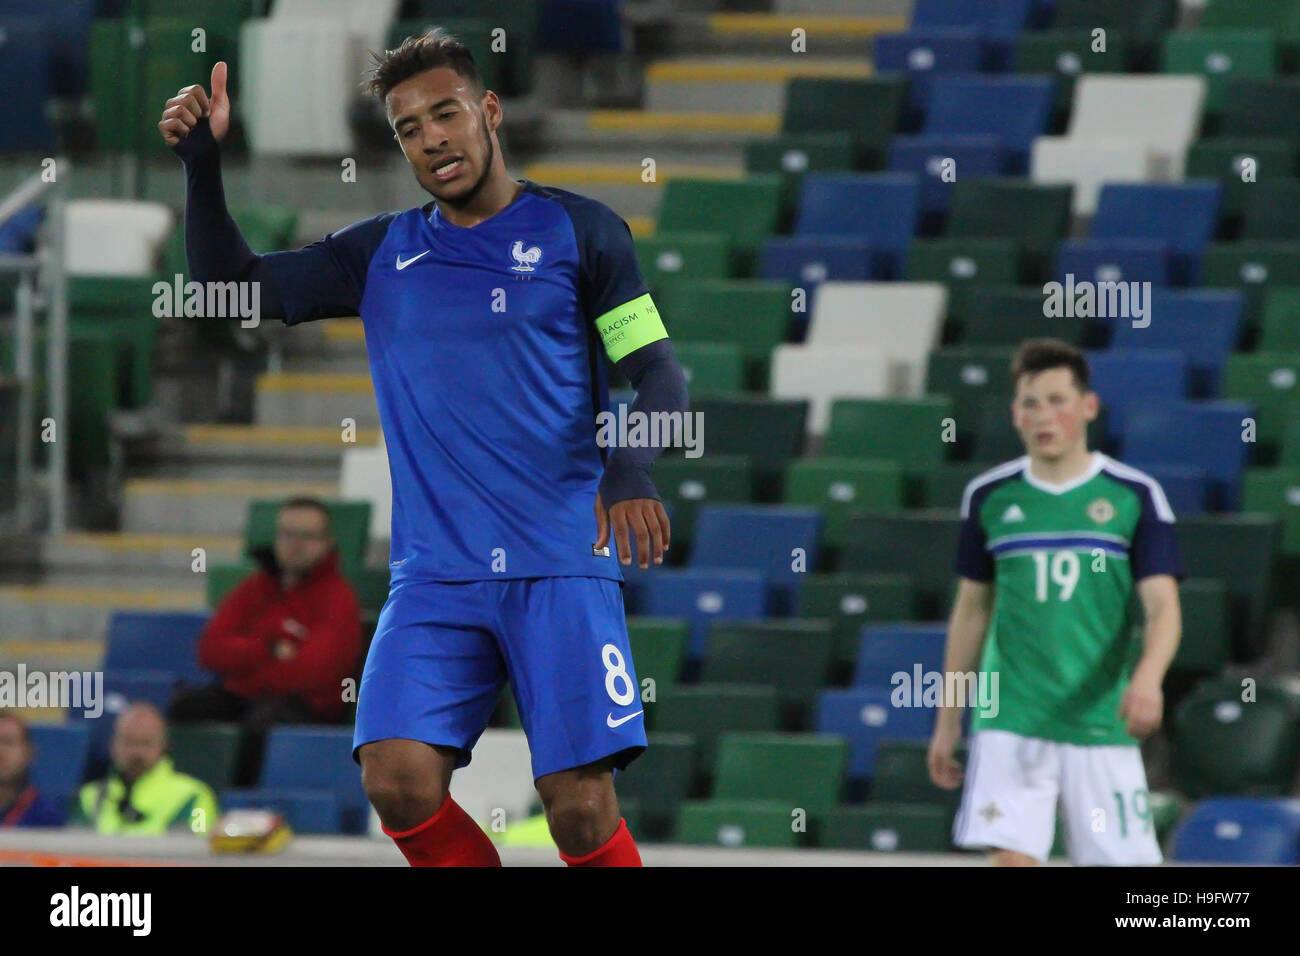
[1119, 671, 1163, 738]
[159, 61, 231, 146]
[594, 493, 670, 569]
[927, 721, 964, 790]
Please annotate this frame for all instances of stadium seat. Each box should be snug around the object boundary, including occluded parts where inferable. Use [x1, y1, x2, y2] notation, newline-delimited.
[414, 0, 539, 96]
[611, 732, 696, 842]
[680, 395, 807, 501]
[777, 76, 907, 169]
[960, 286, 1089, 348]
[1201, 0, 1300, 69]
[1185, 138, 1299, 229]
[1241, 467, 1300, 555]
[840, 511, 963, 619]
[794, 174, 921, 279]
[635, 233, 731, 293]
[1134, 464, 1209, 516]
[657, 177, 784, 277]
[1169, 579, 1231, 674]
[794, 572, 918, 673]
[657, 279, 791, 389]
[219, 788, 342, 834]
[1174, 515, 1280, 655]
[26, 725, 91, 812]
[1260, 288, 1300, 351]
[887, 134, 1004, 225]
[921, 75, 1056, 174]
[1172, 798, 1300, 864]
[1216, 77, 1300, 139]
[1241, 180, 1300, 241]
[1202, 241, 1300, 323]
[64, 201, 174, 277]
[689, 505, 822, 615]
[805, 283, 948, 396]
[258, 726, 370, 834]
[650, 685, 780, 774]
[650, 455, 753, 552]
[1172, 676, 1300, 797]
[1031, 139, 1166, 219]
[634, 570, 768, 658]
[626, 617, 688, 696]
[759, 237, 876, 291]
[104, 610, 213, 688]
[1121, 400, 1253, 509]
[744, 133, 858, 184]
[869, 739, 964, 813]
[823, 397, 956, 467]
[0, 19, 56, 152]
[821, 804, 954, 852]
[1053, 239, 1172, 289]
[873, 30, 991, 119]
[674, 799, 802, 848]
[167, 723, 242, 791]
[925, 347, 1014, 451]
[1221, 352, 1300, 459]
[1014, 29, 1132, 115]
[1090, 182, 1222, 285]
[1050, 0, 1181, 68]
[710, 732, 848, 818]
[816, 688, 935, 781]
[671, 342, 745, 394]
[904, 239, 1024, 324]
[340, 439, 391, 542]
[770, 346, 891, 436]
[206, 561, 254, 608]
[783, 459, 905, 554]
[944, 180, 1073, 281]
[852, 624, 948, 691]
[702, 620, 835, 730]
[1161, 30, 1278, 115]
[1110, 290, 1245, 397]
[914, 461, 1006, 510]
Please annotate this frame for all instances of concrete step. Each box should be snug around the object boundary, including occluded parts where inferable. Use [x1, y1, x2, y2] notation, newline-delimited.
[0, 639, 104, 672]
[131, 424, 379, 481]
[35, 532, 243, 589]
[120, 477, 339, 536]
[667, 11, 902, 54]
[254, 372, 379, 429]
[542, 108, 780, 155]
[645, 56, 873, 113]
[522, 161, 744, 218]
[0, 584, 205, 641]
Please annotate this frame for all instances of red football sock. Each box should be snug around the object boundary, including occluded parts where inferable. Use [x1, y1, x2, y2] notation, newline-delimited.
[382, 796, 502, 867]
[558, 817, 643, 867]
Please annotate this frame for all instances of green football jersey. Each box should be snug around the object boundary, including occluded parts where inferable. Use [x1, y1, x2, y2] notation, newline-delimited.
[955, 453, 1184, 746]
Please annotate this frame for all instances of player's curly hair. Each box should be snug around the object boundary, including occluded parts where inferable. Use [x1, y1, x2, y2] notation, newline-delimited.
[1011, 338, 1091, 392]
[362, 28, 485, 101]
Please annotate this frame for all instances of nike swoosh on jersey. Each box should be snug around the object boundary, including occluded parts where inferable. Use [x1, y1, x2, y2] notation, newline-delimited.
[606, 711, 644, 728]
[395, 250, 430, 270]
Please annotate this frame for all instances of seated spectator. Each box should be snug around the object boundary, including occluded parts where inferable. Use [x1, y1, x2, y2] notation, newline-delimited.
[169, 497, 362, 783]
[0, 711, 66, 827]
[75, 703, 218, 835]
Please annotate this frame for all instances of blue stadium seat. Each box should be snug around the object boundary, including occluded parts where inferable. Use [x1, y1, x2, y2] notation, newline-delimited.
[1171, 798, 1300, 864]
[874, 30, 991, 118]
[636, 569, 768, 659]
[4, 0, 93, 97]
[910, 0, 1036, 68]
[218, 788, 343, 835]
[759, 236, 875, 287]
[0, 19, 56, 152]
[794, 173, 921, 278]
[0, 205, 44, 254]
[1090, 182, 1223, 285]
[105, 610, 214, 688]
[1088, 348, 1190, 444]
[852, 624, 948, 689]
[887, 134, 1003, 223]
[1054, 239, 1172, 287]
[259, 726, 370, 835]
[536, 0, 623, 54]
[1109, 289, 1245, 397]
[26, 724, 91, 810]
[1120, 400, 1255, 510]
[72, 669, 180, 764]
[816, 687, 935, 781]
[690, 505, 823, 616]
[1136, 464, 1208, 516]
[922, 75, 1055, 173]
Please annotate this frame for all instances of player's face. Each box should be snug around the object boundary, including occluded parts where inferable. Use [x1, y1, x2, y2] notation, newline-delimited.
[387, 66, 500, 207]
[1011, 368, 1098, 461]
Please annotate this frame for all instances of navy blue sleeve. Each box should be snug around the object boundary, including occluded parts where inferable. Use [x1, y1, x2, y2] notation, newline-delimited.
[955, 485, 994, 581]
[601, 339, 690, 505]
[1130, 483, 1185, 581]
[261, 213, 398, 326]
[570, 199, 651, 323]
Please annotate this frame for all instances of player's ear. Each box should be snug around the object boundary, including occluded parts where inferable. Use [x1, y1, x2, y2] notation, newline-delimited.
[1081, 388, 1100, 420]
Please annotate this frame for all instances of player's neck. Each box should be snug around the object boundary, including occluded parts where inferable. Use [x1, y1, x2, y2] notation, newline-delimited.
[1027, 445, 1096, 486]
[435, 174, 524, 229]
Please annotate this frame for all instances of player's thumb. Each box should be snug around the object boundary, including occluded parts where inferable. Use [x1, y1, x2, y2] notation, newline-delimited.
[211, 61, 229, 105]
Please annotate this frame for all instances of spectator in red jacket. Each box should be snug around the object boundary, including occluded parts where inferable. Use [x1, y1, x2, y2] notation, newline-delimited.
[169, 497, 363, 784]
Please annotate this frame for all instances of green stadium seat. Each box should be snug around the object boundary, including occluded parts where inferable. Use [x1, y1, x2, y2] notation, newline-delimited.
[206, 561, 254, 608]
[1161, 30, 1278, 114]
[168, 723, 242, 790]
[961, 286, 1089, 347]
[914, 461, 1005, 510]
[611, 732, 696, 842]
[779, 76, 906, 169]
[1014, 29, 1132, 115]
[650, 455, 754, 550]
[1259, 288, 1300, 350]
[657, 177, 784, 277]
[345, 567, 391, 618]
[1217, 78, 1300, 139]
[926, 346, 1014, 456]
[412, 0, 541, 95]
[823, 397, 956, 467]
[650, 685, 780, 773]
[1280, 405, 1300, 468]
[1241, 180, 1300, 240]
[387, 19, 502, 93]
[493, 683, 522, 729]
[672, 342, 745, 394]
[1148, 790, 1186, 849]
[821, 804, 954, 852]
[635, 233, 732, 293]
[626, 617, 688, 696]
[1184, 138, 1298, 227]
[1201, 0, 1300, 69]
[795, 572, 918, 672]
[1175, 514, 1280, 657]
[675, 799, 802, 848]
[683, 395, 807, 501]
[869, 740, 964, 814]
[744, 133, 859, 215]
[783, 458, 905, 553]
[245, 500, 371, 575]
[711, 732, 848, 819]
[1172, 675, 1300, 797]
[701, 620, 836, 730]
[1241, 467, 1300, 555]
[1202, 241, 1300, 323]
[944, 181, 1074, 282]
[1168, 579, 1232, 674]
[1221, 352, 1300, 459]
[840, 510, 963, 618]
[657, 279, 792, 389]
[1051, 0, 1180, 67]
[904, 239, 1025, 327]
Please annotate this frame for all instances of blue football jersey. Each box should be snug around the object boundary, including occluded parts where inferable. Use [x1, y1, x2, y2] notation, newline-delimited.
[261, 181, 667, 583]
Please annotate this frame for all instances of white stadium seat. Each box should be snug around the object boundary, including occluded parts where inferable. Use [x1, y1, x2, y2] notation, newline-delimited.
[340, 436, 392, 541]
[63, 200, 173, 276]
[771, 345, 890, 435]
[1030, 137, 1165, 217]
[805, 281, 947, 397]
[1061, 75, 1207, 180]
